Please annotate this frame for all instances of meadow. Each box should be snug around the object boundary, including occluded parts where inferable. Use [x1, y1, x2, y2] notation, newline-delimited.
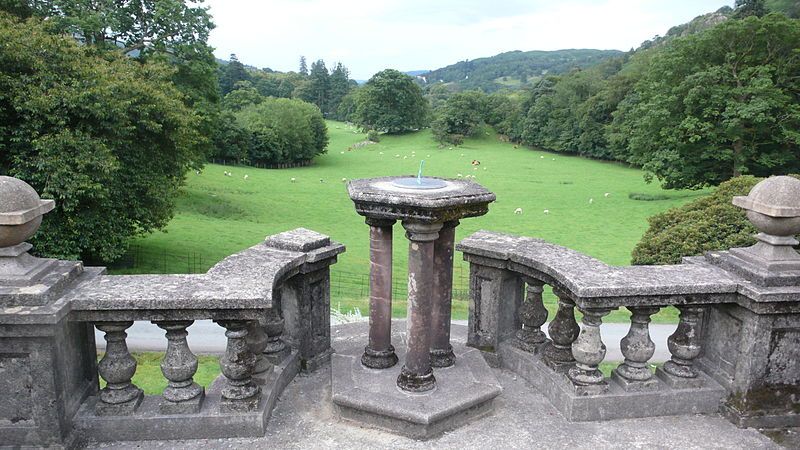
[114, 121, 708, 323]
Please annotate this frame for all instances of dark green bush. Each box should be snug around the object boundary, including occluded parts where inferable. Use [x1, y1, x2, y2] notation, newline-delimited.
[367, 130, 381, 143]
[632, 175, 800, 265]
[235, 98, 328, 164]
[628, 192, 671, 201]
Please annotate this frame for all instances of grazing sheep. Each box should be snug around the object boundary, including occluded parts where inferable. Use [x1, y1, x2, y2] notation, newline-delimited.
[379, 152, 384, 155]
[341, 178, 347, 182]
[340, 151, 345, 154]
[543, 209, 550, 214]
[514, 208, 523, 215]
[457, 173, 463, 177]
[589, 198, 593, 204]
[319, 178, 324, 183]
[195, 170, 201, 175]
[540, 156, 544, 159]
[244, 174, 249, 180]
[290, 177, 296, 183]
[427, 154, 431, 157]
[604, 192, 610, 197]
[483, 167, 487, 171]
[395, 154, 400, 158]
[471, 160, 481, 166]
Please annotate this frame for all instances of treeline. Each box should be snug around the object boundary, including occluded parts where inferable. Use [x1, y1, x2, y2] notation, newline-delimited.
[431, 6, 800, 189]
[421, 49, 624, 92]
[211, 54, 358, 164]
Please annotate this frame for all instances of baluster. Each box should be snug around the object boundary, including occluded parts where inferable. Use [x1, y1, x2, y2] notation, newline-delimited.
[95, 321, 143, 415]
[543, 289, 580, 371]
[516, 279, 548, 353]
[611, 307, 660, 391]
[656, 305, 705, 389]
[246, 320, 272, 381]
[568, 307, 613, 395]
[263, 309, 290, 364]
[154, 320, 205, 413]
[216, 320, 261, 411]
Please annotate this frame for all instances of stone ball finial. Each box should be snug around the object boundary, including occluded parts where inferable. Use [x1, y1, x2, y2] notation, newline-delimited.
[733, 176, 800, 237]
[0, 176, 55, 248]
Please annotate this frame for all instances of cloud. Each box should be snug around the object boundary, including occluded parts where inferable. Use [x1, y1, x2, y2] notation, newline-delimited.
[205, 0, 732, 79]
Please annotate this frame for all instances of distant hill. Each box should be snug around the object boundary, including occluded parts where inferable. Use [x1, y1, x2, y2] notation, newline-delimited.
[418, 48, 624, 92]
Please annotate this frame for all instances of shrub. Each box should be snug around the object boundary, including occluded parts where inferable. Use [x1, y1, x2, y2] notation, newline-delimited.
[367, 130, 381, 143]
[631, 175, 800, 265]
[235, 98, 328, 164]
[628, 192, 671, 201]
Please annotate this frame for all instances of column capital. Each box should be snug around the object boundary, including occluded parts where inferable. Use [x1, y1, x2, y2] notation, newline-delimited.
[402, 221, 443, 242]
[365, 217, 396, 228]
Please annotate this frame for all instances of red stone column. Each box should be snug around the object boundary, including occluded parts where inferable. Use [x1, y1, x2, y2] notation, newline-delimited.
[361, 218, 398, 369]
[397, 221, 442, 392]
[430, 220, 459, 368]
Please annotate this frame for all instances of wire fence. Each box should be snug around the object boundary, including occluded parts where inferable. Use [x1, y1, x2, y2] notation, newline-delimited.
[330, 266, 471, 302]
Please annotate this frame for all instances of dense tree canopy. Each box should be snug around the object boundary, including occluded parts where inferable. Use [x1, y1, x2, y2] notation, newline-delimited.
[0, 13, 204, 260]
[235, 98, 328, 164]
[625, 14, 800, 189]
[353, 69, 429, 133]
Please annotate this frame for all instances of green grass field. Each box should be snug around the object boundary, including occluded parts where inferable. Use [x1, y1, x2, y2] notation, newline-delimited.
[113, 121, 708, 323]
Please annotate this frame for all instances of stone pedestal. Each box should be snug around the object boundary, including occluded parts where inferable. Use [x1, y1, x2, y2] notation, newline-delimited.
[337, 175, 499, 437]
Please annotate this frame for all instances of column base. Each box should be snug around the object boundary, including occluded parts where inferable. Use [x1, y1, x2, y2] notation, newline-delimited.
[397, 366, 436, 392]
[656, 366, 704, 389]
[361, 345, 399, 369]
[160, 389, 205, 414]
[95, 387, 143, 416]
[542, 342, 575, 372]
[430, 345, 456, 368]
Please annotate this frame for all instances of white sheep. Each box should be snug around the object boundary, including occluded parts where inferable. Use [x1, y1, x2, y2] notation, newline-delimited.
[514, 207, 523, 215]
[379, 152, 384, 155]
[589, 198, 593, 204]
[290, 177, 296, 183]
[340, 151, 345, 154]
[604, 192, 610, 197]
[540, 156, 544, 159]
[457, 173, 463, 177]
[341, 178, 347, 182]
[543, 209, 550, 214]
[244, 174, 249, 180]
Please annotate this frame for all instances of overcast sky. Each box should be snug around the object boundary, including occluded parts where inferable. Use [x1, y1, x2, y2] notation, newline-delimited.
[205, 0, 734, 80]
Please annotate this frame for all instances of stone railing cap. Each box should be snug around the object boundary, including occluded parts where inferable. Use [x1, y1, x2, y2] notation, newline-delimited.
[264, 227, 331, 252]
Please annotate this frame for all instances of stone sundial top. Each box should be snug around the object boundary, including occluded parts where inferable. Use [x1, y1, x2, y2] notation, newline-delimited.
[347, 176, 496, 223]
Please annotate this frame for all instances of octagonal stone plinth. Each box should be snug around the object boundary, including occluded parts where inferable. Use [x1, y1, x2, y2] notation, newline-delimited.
[347, 176, 495, 224]
[331, 322, 501, 439]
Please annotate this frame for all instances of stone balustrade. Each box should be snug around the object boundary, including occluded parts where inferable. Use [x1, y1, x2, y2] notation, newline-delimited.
[457, 222, 800, 424]
[0, 182, 345, 449]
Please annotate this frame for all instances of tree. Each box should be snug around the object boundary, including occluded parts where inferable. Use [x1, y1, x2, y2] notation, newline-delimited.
[624, 14, 800, 189]
[353, 69, 429, 133]
[21, 0, 220, 158]
[734, 0, 768, 18]
[219, 53, 251, 95]
[306, 59, 330, 113]
[235, 98, 328, 164]
[0, 13, 204, 260]
[221, 81, 263, 111]
[431, 91, 486, 145]
[328, 62, 353, 118]
[299, 55, 308, 76]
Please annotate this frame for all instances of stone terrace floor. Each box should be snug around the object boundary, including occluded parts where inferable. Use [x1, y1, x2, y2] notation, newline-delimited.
[85, 322, 788, 449]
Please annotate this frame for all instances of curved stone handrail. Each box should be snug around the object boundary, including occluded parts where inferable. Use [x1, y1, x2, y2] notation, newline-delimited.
[457, 230, 741, 308]
[66, 228, 344, 321]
